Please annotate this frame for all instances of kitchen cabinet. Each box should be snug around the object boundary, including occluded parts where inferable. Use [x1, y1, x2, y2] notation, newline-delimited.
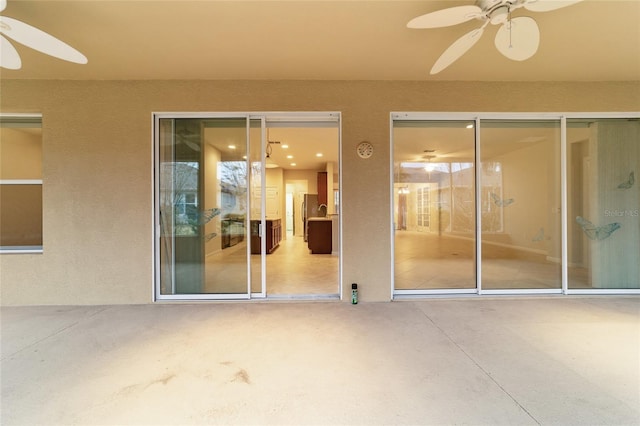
[250, 219, 281, 254]
[307, 218, 332, 254]
[317, 172, 328, 205]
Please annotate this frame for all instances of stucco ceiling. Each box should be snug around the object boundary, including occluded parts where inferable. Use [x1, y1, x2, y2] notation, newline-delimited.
[1, 0, 639, 81]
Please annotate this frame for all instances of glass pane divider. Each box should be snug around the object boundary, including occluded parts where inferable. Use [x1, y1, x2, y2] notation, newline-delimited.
[389, 113, 395, 300]
[152, 114, 161, 301]
[560, 116, 569, 295]
[475, 117, 483, 295]
[245, 117, 252, 297]
[169, 119, 177, 296]
[260, 117, 267, 297]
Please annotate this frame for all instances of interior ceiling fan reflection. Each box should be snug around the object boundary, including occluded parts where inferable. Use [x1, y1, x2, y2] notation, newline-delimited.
[407, 0, 583, 75]
[175, 128, 201, 152]
[0, 0, 87, 69]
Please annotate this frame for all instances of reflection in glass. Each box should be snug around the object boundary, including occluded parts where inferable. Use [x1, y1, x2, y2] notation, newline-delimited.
[393, 121, 476, 290]
[0, 184, 43, 248]
[480, 120, 562, 290]
[567, 119, 640, 289]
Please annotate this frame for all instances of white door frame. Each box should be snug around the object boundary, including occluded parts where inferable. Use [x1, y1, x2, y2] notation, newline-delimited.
[390, 112, 640, 299]
[153, 111, 342, 301]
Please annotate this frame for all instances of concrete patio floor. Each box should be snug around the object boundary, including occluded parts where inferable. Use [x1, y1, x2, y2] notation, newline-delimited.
[2, 297, 639, 425]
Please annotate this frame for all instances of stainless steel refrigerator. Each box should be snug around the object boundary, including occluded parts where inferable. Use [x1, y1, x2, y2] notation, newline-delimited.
[302, 193, 319, 242]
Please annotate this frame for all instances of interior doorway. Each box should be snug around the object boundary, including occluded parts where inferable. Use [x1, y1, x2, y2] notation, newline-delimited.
[285, 191, 294, 237]
[257, 119, 341, 298]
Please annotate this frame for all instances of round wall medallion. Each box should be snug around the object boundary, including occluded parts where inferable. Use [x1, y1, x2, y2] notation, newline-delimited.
[356, 141, 373, 159]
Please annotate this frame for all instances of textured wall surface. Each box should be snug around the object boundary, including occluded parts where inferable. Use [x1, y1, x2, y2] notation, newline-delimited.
[1, 80, 638, 305]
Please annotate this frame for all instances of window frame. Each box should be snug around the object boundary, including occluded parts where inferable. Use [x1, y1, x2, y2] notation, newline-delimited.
[0, 113, 44, 254]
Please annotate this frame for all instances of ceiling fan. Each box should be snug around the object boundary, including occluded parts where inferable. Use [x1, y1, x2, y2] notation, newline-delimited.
[408, 0, 583, 74]
[0, 0, 87, 69]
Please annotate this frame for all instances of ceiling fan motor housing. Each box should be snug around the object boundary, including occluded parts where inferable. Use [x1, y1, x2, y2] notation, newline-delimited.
[489, 6, 509, 24]
[476, 0, 527, 23]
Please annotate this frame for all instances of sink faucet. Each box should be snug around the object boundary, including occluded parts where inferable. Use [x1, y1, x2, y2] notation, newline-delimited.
[318, 204, 327, 216]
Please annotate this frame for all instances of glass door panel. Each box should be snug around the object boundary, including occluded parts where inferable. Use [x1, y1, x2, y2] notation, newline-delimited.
[479, 119, 562, 290]
[157, 117, 250, 297]
[252, 117, 340, 297]
[393, 120, 476, 291]
[567, 118, 640, 289]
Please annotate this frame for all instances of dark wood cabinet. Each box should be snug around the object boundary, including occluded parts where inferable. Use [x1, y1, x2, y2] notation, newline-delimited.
[250, 219, 281, 254]
[307, 219, 332, 254]
[317, 172, 328, 205]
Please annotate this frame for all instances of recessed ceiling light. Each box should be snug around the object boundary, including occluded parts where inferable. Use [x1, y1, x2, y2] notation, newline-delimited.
[290, 163, 297, 166]
[281, 144, 289, 149]
[466, 124, 474, 129]
[287, 155, 293, 159]
[316, 153, 323, 157]
[228, 145, 236, 149]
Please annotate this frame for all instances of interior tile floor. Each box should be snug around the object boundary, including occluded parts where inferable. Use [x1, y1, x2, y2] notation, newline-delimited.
[203, 231, 591, 297]
[395, 231, 591, 290]
[2, 297, 639, 425]
[204, 235, 339, 296]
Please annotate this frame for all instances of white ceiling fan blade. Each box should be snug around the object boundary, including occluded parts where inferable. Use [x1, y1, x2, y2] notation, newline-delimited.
[183, 140, 201, 152]
[524, 0, 583, 12]
[0, 35, 21, 69]
[0, 0, 6, 13]
[408, 5, 482, 29]
[431, 27, 485, 75]
[495, 17, 540, 61]
[0, 16, 87, 64]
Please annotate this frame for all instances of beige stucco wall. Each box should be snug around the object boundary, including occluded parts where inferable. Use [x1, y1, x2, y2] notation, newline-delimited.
[0, 80, 638, 305]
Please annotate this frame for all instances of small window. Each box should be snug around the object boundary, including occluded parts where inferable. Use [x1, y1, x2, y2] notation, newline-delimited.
[0, 115, 43, 253]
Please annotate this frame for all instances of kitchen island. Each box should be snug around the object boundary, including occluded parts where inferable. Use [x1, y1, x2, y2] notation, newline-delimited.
[307, 217, 332, 254]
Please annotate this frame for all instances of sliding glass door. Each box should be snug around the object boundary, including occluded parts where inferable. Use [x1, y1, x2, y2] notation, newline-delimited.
[156, 116, 253, 299]
[480, 119, 562, 291]
[393, 113, 638, 296]
[393, 120, 476, 292]
[566, 118, 640, 291]
[155, 112, 341, 300]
